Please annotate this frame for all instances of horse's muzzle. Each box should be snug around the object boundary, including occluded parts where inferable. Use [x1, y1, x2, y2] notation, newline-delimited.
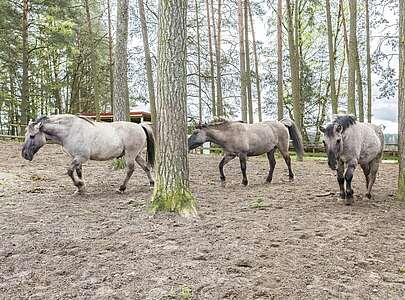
[21, 147, 33, 161]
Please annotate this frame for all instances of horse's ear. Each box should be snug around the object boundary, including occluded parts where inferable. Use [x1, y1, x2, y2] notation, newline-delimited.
[335, 124, 343, 133]
[319, 126, 325, 133]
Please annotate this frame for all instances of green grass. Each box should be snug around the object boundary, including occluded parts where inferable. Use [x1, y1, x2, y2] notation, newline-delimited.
[249, 198, 272, 209]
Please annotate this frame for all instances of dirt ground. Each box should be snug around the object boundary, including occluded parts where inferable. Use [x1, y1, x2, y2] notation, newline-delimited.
[0, 140, 404, 300]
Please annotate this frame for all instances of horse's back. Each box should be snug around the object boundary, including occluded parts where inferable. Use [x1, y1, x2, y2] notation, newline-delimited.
[354, 123, 384, 164]
[243, 121, 287, 155]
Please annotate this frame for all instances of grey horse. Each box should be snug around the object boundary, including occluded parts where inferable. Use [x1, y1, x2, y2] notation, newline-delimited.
[188, 118, 304, 186]
[320, 115, 384, 204]
[21, 114, 155, 194]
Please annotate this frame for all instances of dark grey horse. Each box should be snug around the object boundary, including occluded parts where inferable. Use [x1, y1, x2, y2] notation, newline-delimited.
[21, 114, 155, 194]
[188, 118, 304, 186]
[320, 115, 384, 204]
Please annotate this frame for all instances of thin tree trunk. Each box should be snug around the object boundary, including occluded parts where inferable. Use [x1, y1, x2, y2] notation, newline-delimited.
[205, 0, 216, 117]
[139, 0, 157, 124]
[248, 0, 262, 122]
[355, 46, 364, 121]
[107, 0, 114, 113]
[326, 0, 337, 114]
[113, 0, 130, 121]
[21, 0, 30, 130]
[84, 0, 100, 120]
[286, 0, 302, 132]
[244, 0, 253, 123]
[347, 0, 357, 115]
[398, 0, 405, 201]
[238, 0, 247, 122]
[196, 0, 202, 122]
[365, 0, 372, 122]
[151, 0, 196, 215]
[212, 0, 223, 116]
[277, 0, 284, 120]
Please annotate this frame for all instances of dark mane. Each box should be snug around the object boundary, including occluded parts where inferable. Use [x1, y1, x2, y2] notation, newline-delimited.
[325, 115, 356, 137]
[77, 115, 96, 126]
[32, 116, 48, 125]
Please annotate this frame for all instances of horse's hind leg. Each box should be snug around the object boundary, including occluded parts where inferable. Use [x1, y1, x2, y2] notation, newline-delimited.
[266, 148, 276, 183]
[344, 161, 357, 204]
[219, 153, 236, 184]
[135, 155, 154, 187]
[366, 159, 380, 199]
[361, 163, 370, 189]
[278, 142, 294, 180]
[68, 157, 86, 194]
[118, 156, 135, 193]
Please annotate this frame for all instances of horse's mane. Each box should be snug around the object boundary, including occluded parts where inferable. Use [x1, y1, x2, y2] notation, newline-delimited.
[325, 114, 356, 137]
[77, 115, 96, 126]
[201, 117, 244, 129]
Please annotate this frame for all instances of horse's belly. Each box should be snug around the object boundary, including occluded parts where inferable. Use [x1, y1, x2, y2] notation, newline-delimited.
[89, 136, 123, 161]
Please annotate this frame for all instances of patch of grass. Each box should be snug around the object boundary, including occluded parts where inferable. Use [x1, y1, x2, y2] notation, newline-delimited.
[249, 198, 272, 210]
[176, 286, 192, 300]
[399, 266, 405, 274]
[112, 158, 126, 170]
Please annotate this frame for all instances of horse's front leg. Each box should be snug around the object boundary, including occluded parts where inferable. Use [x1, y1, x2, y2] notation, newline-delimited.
[337, 159, 345, 199]
[344, 161, 357, 204]
[238, 153, 248, 186]
[118, 159, 135, 193]
[219, 153, 236, 184]
[68, 157, 86, 194]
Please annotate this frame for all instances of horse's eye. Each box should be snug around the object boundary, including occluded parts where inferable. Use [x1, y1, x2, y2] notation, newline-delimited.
[30, 135, 35, 139]
[322, 140, 325, 145]
[336, 139, 341, 144]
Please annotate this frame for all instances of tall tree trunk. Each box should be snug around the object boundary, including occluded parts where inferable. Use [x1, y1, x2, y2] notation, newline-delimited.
[237, 0, 247, 122]
[21, 0, 30, 130]
[244, 0, 253, 123]
[248, 0, 262, 122]
[84, 0, 100, 120]
[138, 0, 157, 124]
[196, 0, 202, 122]
[107, 0, 114, 113]
[113, 0, 130, 121]
[52, 53, 62, 114]
[277, 0, 284, 120]
[326, 0, 337, 114]
[151, 0, 196, 215]
[212, 0, 223, 116]
[355, 46, 364, 121]
[399, 0, 405, 201]
[365, 0, 372, 122]
[286, 0, 302, 132]
[205, 0, 216, 117]
[347, 0, 357, 115]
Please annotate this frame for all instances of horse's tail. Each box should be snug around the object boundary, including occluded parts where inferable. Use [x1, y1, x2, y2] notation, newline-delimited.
[141, 124, 155, 167]
[280, 118, 304, 161]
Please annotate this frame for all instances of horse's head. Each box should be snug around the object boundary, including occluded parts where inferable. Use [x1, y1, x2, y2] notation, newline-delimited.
[188, 122, 208, 150]
[21, 118, 47, 161]
[320, 123, 344, 170]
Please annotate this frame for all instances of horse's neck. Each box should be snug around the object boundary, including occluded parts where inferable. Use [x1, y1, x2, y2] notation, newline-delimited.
[42, 121, 69, 145]
[207, 129, 228, 148]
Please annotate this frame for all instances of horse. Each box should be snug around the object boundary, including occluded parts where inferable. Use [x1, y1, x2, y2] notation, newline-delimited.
[188, 118, 304, 186]
[21, 114, 155, 194]
[320, 115, 384, 204]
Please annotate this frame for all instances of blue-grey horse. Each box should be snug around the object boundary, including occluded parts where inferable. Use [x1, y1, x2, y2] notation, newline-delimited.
[320, 115, 384, 204]
[21, 114, 155, 194]
[188, 118, 304, 186]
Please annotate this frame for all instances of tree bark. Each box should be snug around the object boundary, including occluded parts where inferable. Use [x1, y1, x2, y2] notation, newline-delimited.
[212, 0, 223, 116]
[365, 0, 372, 122]
[107, 0, 114, 113]
[238, 0, 247, 122]
[205, 0, 216, 117]
[286, 0, 302, 131]
[326, 0, 337, 114]
[151, 0, 196, 216]
[355, 46, 364, 121]
[347, 0, 357, 115]
[277, 0, 284, 120]
[399, 0, 405, 201]
[138, 0, 157, 124]
[195, 0, 202, 122]
[244, 0, 253, 123]
[248, 0, 262, 122]
[21, 0, 30, 130]
[84, 0, 100, 121]
[113, 0, 130, 121]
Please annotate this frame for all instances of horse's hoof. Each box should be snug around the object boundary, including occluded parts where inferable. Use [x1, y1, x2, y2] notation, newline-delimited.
[288, 176, 294, 182]
[339, 192, 346, 199]
[116, 186, 126, 194]
[242, 180, 248, 186]
[149, 181, 155, 187]
[344, 197, 354, 205]
[365, 193, 372, 199]
[73, 189, 85, 196]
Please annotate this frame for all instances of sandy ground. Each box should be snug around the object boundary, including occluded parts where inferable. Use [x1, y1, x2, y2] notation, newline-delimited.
[0, 140, 404, 299]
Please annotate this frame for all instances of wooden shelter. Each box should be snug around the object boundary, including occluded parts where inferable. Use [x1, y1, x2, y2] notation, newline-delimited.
[80, 111, 151, 123]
